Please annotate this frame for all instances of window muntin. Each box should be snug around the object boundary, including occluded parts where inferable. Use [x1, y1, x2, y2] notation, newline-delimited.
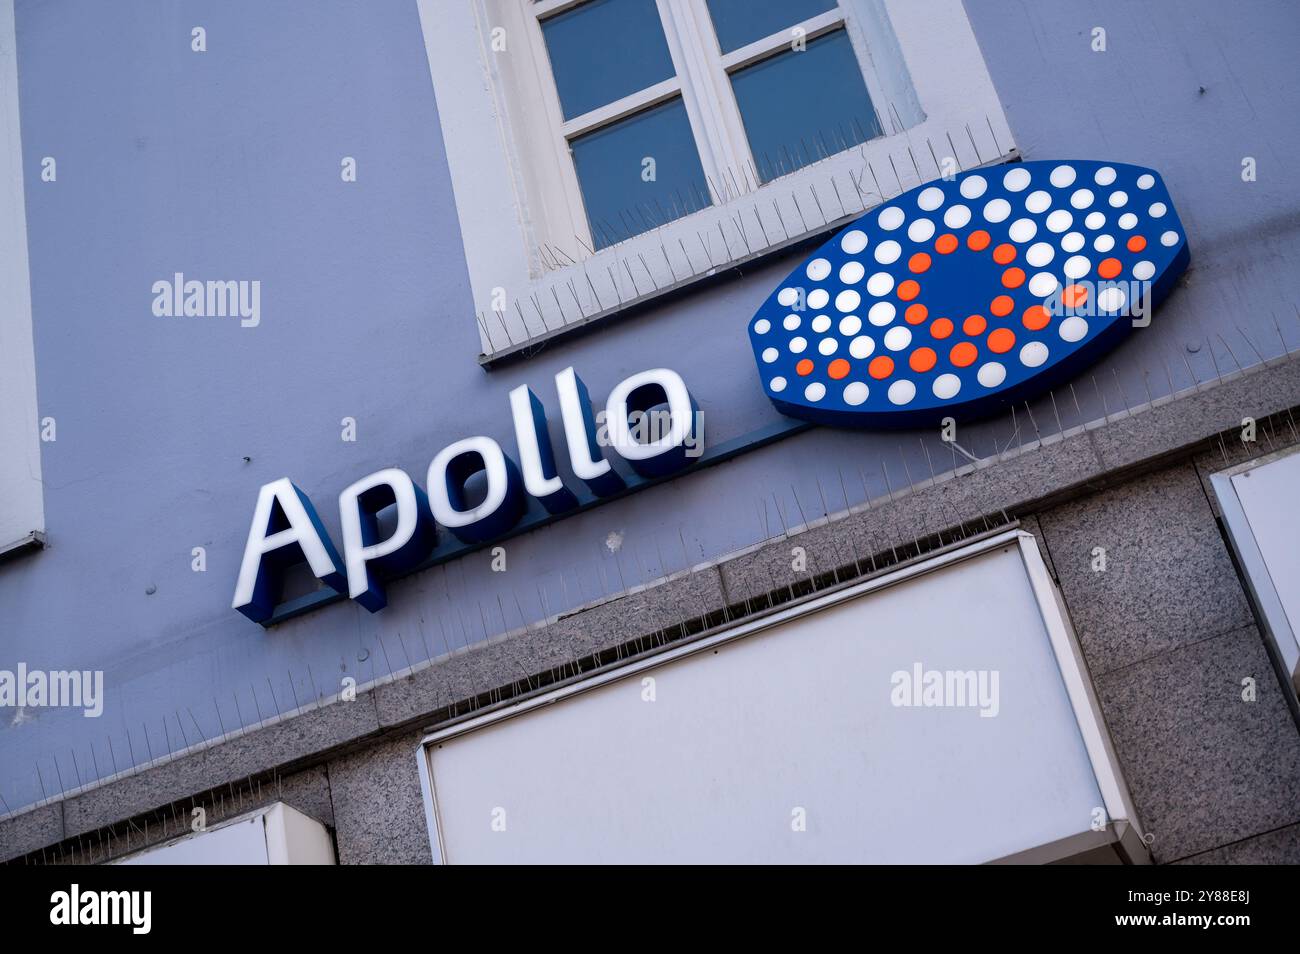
[704, 0, 838, 53]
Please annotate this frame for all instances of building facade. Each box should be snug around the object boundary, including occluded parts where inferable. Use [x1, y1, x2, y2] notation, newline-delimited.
[2, 0, 1300, 864]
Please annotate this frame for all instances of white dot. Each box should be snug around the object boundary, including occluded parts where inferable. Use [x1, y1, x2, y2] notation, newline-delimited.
[762, 347, 778, 363]
[789, 336, 808, 354]
[1059, 316, 1089, 341]
[783, 314, 801, 331]
[1093, 234, 1116, 253]
[1025, 190, 1052, 214]
[770, 376, 786, 392]
[874, 240, 902, 265]
[1026, 242, 1055, 267]
[878, 207, 905, 231]
[1050, 165, 1076, 188]
[944, 205, 972, 229]
[1148, 202, 1167, 218]
[984, 198, 1011, 223]
[1009, 218, 1038, 243]
[753, 318, 771, 334]
[1085, 211, 1106, 230]
[849, 336, 875, 359]
[1070, 189, 1094, 210]
[839, 261, 865, 285]
[1161, 230, 1179, 246]
[908, 218, 936, 243]
[918, 186, 945, 211]
[835, 290, 861, 313]
[841, 230, 869, 254]
[1061, 231, 1085, 253]
[1094, 166, 1117, 186]
[806, 258, 831, 281]
[1133, 260, 1155, 281]
[960, 175, 987, 199]
[933, 373, 961, 399]
[1063, 255, 1091, 279]
[1045, 209, 1073, 233]
[1020, 341, 1049, 367]
[1136, 174, 1155, 190]
[868, 301, 896, 326]
[888, 380, 916, 405]
[843, 381, 870, 405]
[1108, 191, 1129, 208]
[1028, 272, 1059, 297]
[805, 382, 826, 402]
[977, 361, 1007, 387]
[1118, 212, 1138, 230]
[1003, 167, 1031, 192]
[818, 337, 839, 356]
[867, 272, 895, 297]
[1096, 287, 1127, 313]
[777, 288, 799, 307]
[839, 314, 862, 336]
[811, 314, 832, 333]
[807, 289, 829, 309]
[883, 326, 912, 351]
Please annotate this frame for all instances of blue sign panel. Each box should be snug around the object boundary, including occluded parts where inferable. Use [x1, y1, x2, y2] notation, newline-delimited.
[748, 161, 1190, 427]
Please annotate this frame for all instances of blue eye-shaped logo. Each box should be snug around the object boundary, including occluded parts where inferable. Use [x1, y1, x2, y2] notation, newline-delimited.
[749, 161, 1190, 427]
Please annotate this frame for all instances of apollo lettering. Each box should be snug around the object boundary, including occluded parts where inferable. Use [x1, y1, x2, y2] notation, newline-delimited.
[233, 366, 700, 623]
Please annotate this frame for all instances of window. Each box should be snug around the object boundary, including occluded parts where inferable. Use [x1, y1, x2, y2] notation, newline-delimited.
[0, 0, 45, 560]
[418, 532, 1148, 863]
[531, 0, 884, 250]
[418, 0, 1016, 358]
[1212, 447, 1300, 702]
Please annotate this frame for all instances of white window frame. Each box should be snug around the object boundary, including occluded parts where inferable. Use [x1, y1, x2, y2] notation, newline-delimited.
[418, 0, 1017, 361]
[0, 0, 45, 559]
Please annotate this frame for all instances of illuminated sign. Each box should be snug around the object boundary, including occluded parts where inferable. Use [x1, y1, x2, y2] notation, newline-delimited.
[748, 161, 1189, 426]
[232, 368, 701, 623]
[234, 161, 1189, 625]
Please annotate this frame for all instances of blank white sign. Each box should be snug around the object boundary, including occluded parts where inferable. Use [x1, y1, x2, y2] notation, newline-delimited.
[423, 538, 1114, 863]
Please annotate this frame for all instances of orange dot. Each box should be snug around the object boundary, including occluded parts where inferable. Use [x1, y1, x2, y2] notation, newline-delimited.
[987, 328, 1016, 354]
[909, 347, 937, 373]
[908, 252, 932, 274]
[1062, 284, 1089, 308]
[967, 230, 991, 252]
[935, 234, 959, 255]
[868, 356, 894, 380]
[897, 280, 920, 301]
[930, 318, 954, 340]
[963, 314, 987, 336]
[1127, 235, 1147, 253]
[905, 303, 929, 325]
[992, 243, 1017, 265]
[796, 358, 815, 376]
[990, 295, 1014, 317]
[1001, 267, 1026, 289]
[1022, 305, 1051, 331]
[1098, 257, 1122, 280]
[950, 342, 978, 368]
[827, 358, 851, 380]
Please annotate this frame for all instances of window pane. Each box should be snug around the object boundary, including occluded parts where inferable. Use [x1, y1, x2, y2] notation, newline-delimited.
[569, 97, 711, 250]
[705, 0, 838, 53]
[540, 0, 676, 120]
[730, 29, 882, 183]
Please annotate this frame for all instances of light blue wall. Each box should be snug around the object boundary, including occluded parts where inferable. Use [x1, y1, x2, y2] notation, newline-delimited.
[2, 0, 1298, 813]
